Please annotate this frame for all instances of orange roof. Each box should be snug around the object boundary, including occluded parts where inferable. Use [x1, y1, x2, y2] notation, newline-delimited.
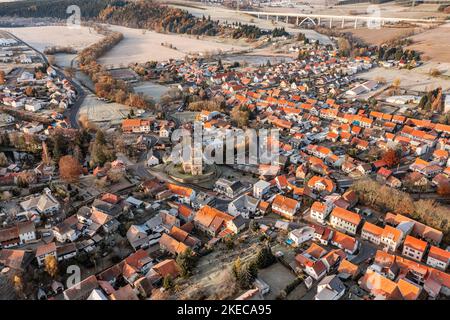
[338, 259, 358, 276]
[332, 231, 357, 251]
[396, 278, 421, 300]
[381, 225, 403, 244]
[330, 207, 361, 226]
[159, 233, 189, 255]
[433, 149, 449, 158]
[178, 204, 193, 219]
[311, 201, 326, 213]
[152, 259, 180, 278]
[362, 221, 383, 237]
[194, 205, 233, 229]
[359, 270, 397, 298]
[272, 194, 299, 213]
[304, 243, 327, 260]
[404, 235, 428, 252]
[307, 176, 335, 193]
[428, 246, 450, 262]
[122, 119, 149, 127]
[374, 250, 396, 267]
[167, 183, 193, 198]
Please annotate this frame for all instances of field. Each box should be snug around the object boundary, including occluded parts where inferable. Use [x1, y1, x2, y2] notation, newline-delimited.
[0, 26, 103, 52]
[407, 23, 450, 63]
[341, 26, 417, 46]
[78, 94, 131, 128]
[360, 65, 450, 92]
[97, 25, 248, 67]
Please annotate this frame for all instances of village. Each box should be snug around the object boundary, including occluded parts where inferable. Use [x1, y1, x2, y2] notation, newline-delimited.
[0, 1, 450, 302]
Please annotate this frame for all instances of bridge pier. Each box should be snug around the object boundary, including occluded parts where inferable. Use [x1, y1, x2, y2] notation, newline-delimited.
[318, 17, 321, 26]
[267, 14, 269, 21]
[341, 18, 345, 28]
[276, 15, 279, 22]
[257, 13, 260, 19]
[296, 17, 299, 25]
[329, 18, 332, 28]
[286, 16, 289, 24]
[354, 18, 358, 29]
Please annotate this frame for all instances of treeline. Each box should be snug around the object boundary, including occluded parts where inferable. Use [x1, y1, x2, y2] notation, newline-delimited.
[78, 26, 149, 109]
[44, 46, 77, 55]
[0, 0, 115, 19]
[376, 46, 421, 62]
[98, 2, 223, 36]
[0, 0, 278, 40]
[351, 179, 450, 242]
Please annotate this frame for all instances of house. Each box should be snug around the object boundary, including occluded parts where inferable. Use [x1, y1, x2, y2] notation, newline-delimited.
[310, 201, 332, 224]
[426, 246, 450, 271]
[331, 231, 359, 255]
[253, 180, 271, 198]
[368, 250, 398, 280]
[295, 253, 327, 281]
[64, 275, 99, 300]
[228, 194, 259, 219]
[329, 207, 361, 235]
[271, 194, 300, 219]
[402, 235, 428, 262]
[384, 212, 443, 245]
[0, 226, 20, 249]
[122, 119, 151, 133]
[193, 205, 236, 237]
[35, 242, 57, 266]
[359, 269, 421, 300]
[0, 221, 36, 248]
[53, 215, 79, 243]
[380, 225, 404, 252]
[151, 259, 180, 279]
[57, 243, 77, 262]
[311, 224, 334, 245]
[159, 226, 201, 255]
[167, 183, 196, 205]
[361, 222, 383, 245]
[337, 259, 359, 280]
[214, 178, 245, 198]
[0, 249, 33, 271]
[109, 284, 139, 300]
[20, 188, 60, 215]
[288, 226, 315, 246]
[159, 233, 189, 255]
[307, 176, 336, 194]
[315, 275, 346, 300]
[159, 125, 170, 138]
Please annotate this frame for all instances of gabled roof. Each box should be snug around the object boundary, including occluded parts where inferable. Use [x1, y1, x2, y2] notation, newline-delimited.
[404, 235, 428, 252]
[330, 207, 361, 226]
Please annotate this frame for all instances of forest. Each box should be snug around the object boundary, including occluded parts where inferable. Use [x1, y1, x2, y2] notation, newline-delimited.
[0, 0, 273, 39]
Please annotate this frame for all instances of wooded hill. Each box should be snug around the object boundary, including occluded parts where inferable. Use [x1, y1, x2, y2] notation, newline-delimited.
[0, 0, 282, 39]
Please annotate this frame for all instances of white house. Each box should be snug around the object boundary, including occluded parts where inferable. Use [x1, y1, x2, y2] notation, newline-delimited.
[253, 180, 271, 198]
[289, 226, 315, 246]
[228, 194, 259, 219]
[315, 275, 346, 300]
[24, 101, 43, 112]
[329, 207, 361, 235]
[310, 201, 333, 224]
[35, 242, 57, 266]
[20, 188, 60, 215]
[17, 221, 36, 244]
[146, 154, 159, 166]
[426, 246, 450, 270]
